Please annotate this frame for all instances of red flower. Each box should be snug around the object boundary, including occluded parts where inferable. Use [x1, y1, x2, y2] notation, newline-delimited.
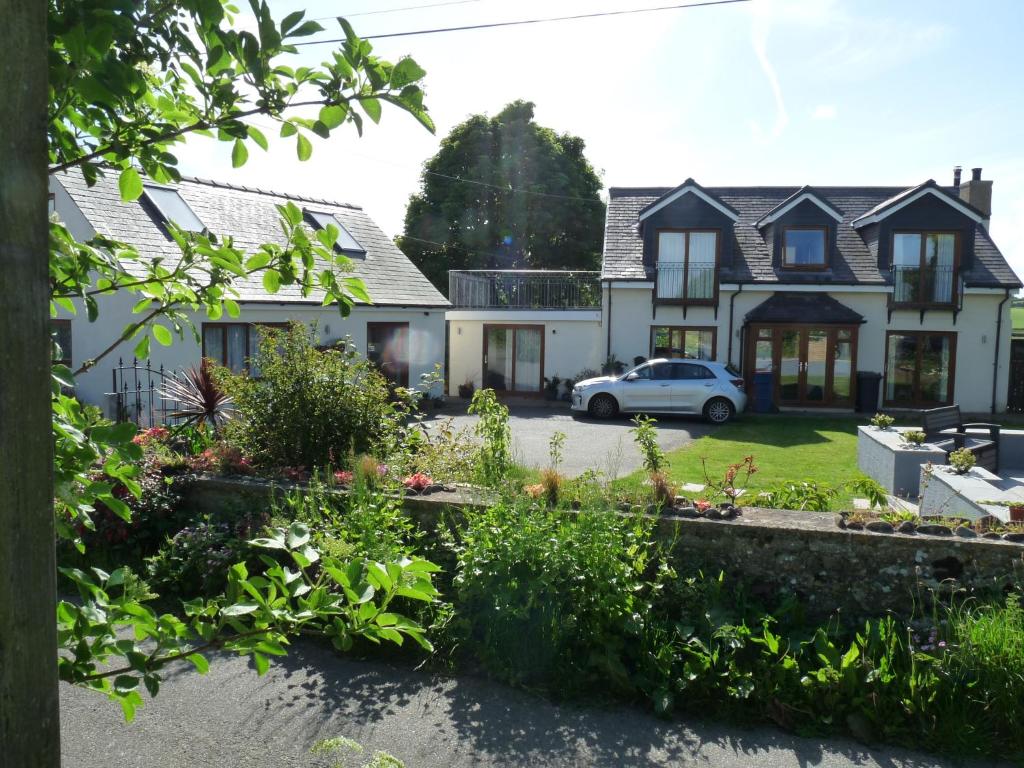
[402, 472, 433, 492]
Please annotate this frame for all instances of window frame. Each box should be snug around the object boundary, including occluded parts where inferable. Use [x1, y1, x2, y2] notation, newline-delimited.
[883, 330, 957, 407]
[890, 230, 961, 308]
[141, 183, 206, 234]
[781, 225, 828, 270]
[653, 228, 720, 305]
[650, 325, 718, 361]
[304, 209, 367, 257]
[201, 321, 288, 374]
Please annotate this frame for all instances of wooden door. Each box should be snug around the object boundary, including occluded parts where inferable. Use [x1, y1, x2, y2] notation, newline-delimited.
[367, 322, 409, 387]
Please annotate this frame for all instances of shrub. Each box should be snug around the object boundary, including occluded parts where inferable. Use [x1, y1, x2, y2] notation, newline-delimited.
[870, 412, 895, 429]
[443, 500, 661, 694]
[902, 430, 927, 446]
[467, 388, 511, 485]
[216, 323, 405, 470]
[408, 418, 479, 483]
[948, 447, 976, 474]
[631, 415, 665, 474]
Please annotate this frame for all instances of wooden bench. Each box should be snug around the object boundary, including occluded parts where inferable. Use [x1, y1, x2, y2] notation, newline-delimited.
[921, 405, 1000, 472]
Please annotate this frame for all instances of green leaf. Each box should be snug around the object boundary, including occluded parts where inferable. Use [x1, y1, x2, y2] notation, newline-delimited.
[391, 57, 426, 89]
[252, 651, 269, 675]
[319, 104, 346, 129]
[152, 324, 173, 346]
[262, 270, 281, 293]
[231, 139, 248, 168]
[222, 602, 259, 616]
[247, 125, 269, 151]
[280, 121, 297, 138]
[187, 653, 209, 675]
[134, 334, 150, 360]
[118, 167, 143, 201]
[360, 97, 381, 124]
[296, 133, 312, 161]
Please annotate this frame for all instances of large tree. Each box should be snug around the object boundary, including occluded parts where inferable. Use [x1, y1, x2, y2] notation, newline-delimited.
[399, 100, 605, 292]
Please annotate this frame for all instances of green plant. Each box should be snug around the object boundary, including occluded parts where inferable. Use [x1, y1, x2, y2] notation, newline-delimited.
[701, 455, 758, 506]
[467, 388, 511, 485]
[631, 415, 665, 474]
[602, 355, 625, 376]
[870, 412, 895, 429]
[902, 430, 927, 446]
[757, 480, 839, 512]
[948, 447, 976, 474]
[310, 736, 405, 768]
[217, 323, 406, 470]
[549, 430, 566, 472]
[408, 418, 479, 483]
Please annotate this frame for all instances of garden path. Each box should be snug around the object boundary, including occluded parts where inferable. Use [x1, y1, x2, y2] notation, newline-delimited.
[61, 640, 1006, 768]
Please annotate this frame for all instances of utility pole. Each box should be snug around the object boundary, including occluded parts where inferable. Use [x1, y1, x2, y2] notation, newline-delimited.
[0, 0, 61, 765]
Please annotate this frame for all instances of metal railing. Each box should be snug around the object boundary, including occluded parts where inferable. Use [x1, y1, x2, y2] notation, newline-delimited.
[892, 264, 958, 306]
[108, 358, 185, 428]
[448, 270, 601, 309]
[655, 261, 716, 301]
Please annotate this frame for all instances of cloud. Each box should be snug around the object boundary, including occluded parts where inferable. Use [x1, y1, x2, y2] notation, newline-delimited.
[748, 0, 790, 143]
[812, 104, 838, 120]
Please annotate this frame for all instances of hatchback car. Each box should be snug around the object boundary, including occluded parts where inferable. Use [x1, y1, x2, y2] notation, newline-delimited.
[570, 359, 746, 423]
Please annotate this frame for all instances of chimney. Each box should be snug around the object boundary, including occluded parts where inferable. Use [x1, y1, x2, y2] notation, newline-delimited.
[959, 166, 993, 229]
[952, 165, 962, 190]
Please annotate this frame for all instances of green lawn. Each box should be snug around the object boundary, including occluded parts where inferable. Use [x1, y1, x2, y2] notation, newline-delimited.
[1012, 306, 1024, 333]
[622, 415, 868, 506]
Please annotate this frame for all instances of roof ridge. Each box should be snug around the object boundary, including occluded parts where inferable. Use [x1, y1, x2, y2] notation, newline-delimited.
[178, 175, 362, 211]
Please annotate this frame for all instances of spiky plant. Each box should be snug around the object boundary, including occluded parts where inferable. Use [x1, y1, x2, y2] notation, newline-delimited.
[163, 359, 233, 434]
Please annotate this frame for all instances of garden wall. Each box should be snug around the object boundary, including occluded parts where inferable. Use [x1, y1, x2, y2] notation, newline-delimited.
[184, 476, 1024, 622]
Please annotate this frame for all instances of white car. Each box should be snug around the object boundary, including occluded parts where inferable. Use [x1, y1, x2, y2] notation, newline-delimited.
[571, 359, 747, 423]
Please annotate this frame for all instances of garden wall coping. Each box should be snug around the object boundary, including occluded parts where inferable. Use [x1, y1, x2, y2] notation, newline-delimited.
[184, 475, 1024, 623]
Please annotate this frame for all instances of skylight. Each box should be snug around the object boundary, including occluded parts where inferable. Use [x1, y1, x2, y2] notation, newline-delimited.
[305, 209, 366, 257]
[142, 184, 205, 233]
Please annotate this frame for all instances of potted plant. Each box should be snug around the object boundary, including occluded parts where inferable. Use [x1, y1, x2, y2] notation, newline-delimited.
[560, 377, 575, 401]
[948, 447, 976, 475]
[457, 377, 475, 399]
[543, 376, 561, 401]
[901, 430, 927, 447]
[870, 412, 895, 430]
[601, 355, 625, 376]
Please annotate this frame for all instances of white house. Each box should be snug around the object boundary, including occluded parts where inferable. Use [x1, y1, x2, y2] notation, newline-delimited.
[51, 170, 449, 417]
[447, 167, 1021, 414]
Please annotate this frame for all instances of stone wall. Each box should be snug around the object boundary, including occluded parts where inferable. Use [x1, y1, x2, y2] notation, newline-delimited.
[183, 476, 1024, 623]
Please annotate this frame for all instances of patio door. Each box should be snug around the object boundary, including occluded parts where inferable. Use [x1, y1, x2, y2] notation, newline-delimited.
[748, 324, 857, 407]
[367, 322, 410, 387]
[483, 325, 543, 394]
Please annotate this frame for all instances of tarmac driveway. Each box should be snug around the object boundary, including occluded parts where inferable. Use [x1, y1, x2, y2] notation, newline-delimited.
[422, 404, 713, 479]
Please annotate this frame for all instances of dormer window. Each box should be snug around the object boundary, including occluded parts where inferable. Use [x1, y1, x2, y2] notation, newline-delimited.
[782, 226, 827, 269]
[892, 231, 958, 306]
[655, 229, 718, 303]
[304, 209, 366, 257]
[142, 184, 205, 233]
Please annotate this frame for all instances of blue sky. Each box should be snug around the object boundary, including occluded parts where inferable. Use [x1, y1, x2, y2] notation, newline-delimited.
[180, 0, 1024, 277]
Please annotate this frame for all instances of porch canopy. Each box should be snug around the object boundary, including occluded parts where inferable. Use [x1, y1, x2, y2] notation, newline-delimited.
[744, 292, 866, 325]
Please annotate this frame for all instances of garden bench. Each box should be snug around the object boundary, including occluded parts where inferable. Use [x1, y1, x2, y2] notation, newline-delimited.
[921, 405, 1000, 472]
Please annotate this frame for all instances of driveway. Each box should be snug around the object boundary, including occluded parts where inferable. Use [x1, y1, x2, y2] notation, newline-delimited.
[60, 641, 1001, 768]
[422, 405, 712, 479]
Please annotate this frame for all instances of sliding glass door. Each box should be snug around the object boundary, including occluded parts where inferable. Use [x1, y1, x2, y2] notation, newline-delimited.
[483, 325, 544, 393]
[747, 324, 858, 407]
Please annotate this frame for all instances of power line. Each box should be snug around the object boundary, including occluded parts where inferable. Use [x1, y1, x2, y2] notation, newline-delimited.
[296, 0, 752, 44]
[312, 0, 482, 21]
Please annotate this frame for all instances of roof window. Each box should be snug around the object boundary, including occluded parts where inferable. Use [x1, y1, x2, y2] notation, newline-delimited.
[142, 184, 205, 233]
[304, 209, 366, 257]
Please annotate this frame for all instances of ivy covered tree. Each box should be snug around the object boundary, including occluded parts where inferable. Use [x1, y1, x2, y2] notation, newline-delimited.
[3, 1, 442, 761]
[398, 100, 605, 292]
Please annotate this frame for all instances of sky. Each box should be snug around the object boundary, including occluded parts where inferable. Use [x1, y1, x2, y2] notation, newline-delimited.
[178, 0, 1024, 278]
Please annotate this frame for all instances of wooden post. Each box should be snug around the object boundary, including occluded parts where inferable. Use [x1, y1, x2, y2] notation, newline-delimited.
[0, 0, 61, 765]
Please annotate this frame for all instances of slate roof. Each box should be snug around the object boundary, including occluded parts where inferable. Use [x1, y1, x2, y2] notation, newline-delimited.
[603, 184, 1020, 289]
[54, 169, 450, 307]
[744, 292, 866, 325]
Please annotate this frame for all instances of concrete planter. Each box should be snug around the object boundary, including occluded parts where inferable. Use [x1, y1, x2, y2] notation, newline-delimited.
[857, 426, 946, 498]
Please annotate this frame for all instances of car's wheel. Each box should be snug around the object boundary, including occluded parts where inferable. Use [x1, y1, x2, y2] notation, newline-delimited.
[588, 393, 619, 419]
[704, 397, 734, 424]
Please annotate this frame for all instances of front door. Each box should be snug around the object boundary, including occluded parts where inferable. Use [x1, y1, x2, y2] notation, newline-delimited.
[483, 325, 543, 394]
[367, 322, 410, 387]
[748, 325, 857, 408]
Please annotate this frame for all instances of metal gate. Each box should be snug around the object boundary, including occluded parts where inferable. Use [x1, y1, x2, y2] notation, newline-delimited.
[108, 358, 184, 428]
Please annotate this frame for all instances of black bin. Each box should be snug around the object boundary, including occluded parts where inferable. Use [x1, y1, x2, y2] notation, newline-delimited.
[855, 371, 882, 413]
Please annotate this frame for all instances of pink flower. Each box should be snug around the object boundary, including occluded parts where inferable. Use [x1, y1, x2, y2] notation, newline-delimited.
[403, 472, 433, 492]
[333, 470, 354, 485]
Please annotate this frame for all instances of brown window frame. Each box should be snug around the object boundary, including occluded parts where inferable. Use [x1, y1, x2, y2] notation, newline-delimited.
[650, 326, 718, 361]
[890, 230, 961, 308]
[51, 319, 72, 367]
[883, 330, 957, 407]
[781, 225, 828, 270]
[653, 228, 720, 306]
[201, 321, 288, 373]
[481, 323, 546, 396]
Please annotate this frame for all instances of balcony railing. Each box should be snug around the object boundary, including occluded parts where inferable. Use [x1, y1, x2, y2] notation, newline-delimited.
[892, 264, 958, 306]
[655, 261, 716, 301]
[448, 270, 601, 309]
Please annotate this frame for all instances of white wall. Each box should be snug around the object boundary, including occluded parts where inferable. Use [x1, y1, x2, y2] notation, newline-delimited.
[446, 310, 603, 396]
[59, 293, 446, 411]
[606, 283, 1013, 413]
